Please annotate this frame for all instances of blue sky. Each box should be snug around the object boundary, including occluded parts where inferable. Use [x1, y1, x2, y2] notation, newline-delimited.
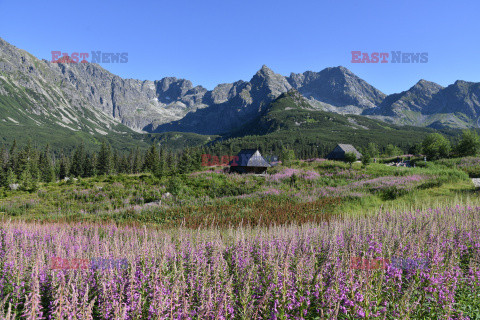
[0, 0, 478, 94]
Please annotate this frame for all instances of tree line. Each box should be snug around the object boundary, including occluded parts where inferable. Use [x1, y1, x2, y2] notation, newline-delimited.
[1, 130, 478, 192]
[359, 130, 480, 161]
[0, 140, 203, 192]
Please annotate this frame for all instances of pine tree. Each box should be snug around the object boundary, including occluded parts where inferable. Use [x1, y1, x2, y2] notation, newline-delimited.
[5, 168, 17, 188]
[0, 167, 5, 188]
[8, 139, 17, 174]
[132, 147, 142, 174]
[20, 162, 38, 192]
[119, 154, 130, 174]
[177, 149, 191, 174]
[39, 145, 55, 183]
[70, 143, 86, 177]
[97, 141, 113, 175]
[84, 153, 97, 177]
[143, 144, 159, 173]
[112, 150, 119, 175]
[58, 155, 69, 180]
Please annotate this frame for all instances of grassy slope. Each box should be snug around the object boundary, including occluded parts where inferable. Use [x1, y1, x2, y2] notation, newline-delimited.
[0, 76, 152, 151]
[142, 132, 220, 151]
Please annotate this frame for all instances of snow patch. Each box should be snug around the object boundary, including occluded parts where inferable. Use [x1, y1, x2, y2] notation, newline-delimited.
[95, 128, 108, 135]
[7, 117, 19, 124]
[55, 121, 78, 131]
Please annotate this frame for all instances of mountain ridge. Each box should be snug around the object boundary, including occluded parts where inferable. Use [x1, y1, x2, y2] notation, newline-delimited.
[1, 36, 480, 139]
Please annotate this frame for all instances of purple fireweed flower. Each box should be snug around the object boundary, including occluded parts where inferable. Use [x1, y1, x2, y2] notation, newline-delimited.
[1, 204, 479, 319]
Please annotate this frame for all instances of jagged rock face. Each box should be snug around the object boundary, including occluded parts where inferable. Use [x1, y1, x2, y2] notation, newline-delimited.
[0, 37, 209, 132]
[372, 80, 444, 117]
[0, 38, 115, 133]
[287, 66, 386, 113]
[364, 80, 480, 128]
[46, 63, 210, 131]
[250, 65, 293, 101]
[154, 66, 295, 134]
[154, 65, 388, 134]
[430, 81, 480, 118]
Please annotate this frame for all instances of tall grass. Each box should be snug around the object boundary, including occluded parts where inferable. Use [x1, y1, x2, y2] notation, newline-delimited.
[0, 203, 479, 319]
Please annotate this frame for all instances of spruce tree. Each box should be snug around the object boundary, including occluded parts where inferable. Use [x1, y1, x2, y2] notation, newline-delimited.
[16, 148, 30, 178]
[84, 153, 97, 177]
[132, 147, 142, 174]
[0, 167, 5, 188]
[112, 150, 119, 175]
[29, 149, 40, 183]
[97, 141, 113, 175]
[177, 149, 191, 174]
[143, 144, 159, 173]
[70, 143, 86, 177]
[156, 147, 167, 178]
[190, 148, 202, 172]
[127, 150, 135, 174]
[20, 162, 38, 192]
[0, 146, 6, 169]
[8, 140, 17, 174]
[39, 145, 55, 183]
[5, 168, 17, 188]
[119, 154, 130, 174]
[58, 155, 69, 180]
[166, 151, 177, 176]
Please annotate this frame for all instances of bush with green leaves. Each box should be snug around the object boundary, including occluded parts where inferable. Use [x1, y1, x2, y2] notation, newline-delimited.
[344, 152, 357, 168]
[455, 130, 480, 157]
[422, 133, 451, 160]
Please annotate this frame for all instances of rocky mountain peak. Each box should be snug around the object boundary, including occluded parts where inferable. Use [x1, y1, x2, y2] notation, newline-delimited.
[414, 79, 443, 88]
[250, 65, 292, 99]
[258, 64, 273, 74]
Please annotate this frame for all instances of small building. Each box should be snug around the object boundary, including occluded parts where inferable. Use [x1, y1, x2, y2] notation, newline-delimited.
[264, 155, 280, 166]
[326, 144, 362, 160]
[229, 149, 271, 174]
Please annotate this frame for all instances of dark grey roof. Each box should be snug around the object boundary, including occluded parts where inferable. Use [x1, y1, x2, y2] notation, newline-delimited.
[230, 149, 271, 167]
[326, 144, 362, 159]
[337, 144, 362, 155]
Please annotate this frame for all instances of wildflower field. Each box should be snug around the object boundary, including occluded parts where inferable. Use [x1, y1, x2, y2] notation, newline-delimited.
[1, 159, 480, 319]
[1, 204, 480, 319]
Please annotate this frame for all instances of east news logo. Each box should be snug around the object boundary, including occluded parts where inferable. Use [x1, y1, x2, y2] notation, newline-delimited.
[351, 51, 428, 63]
[51, 51, 128, 64]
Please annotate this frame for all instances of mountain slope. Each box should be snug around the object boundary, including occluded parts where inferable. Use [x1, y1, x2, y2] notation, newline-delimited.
[213, 90, 443, 155]
[2, 35, 480, 145]
[287, 66, 386, 114]
[153, 65, 295, 134]
[365, 80, 480, 129]
[0, 37, 209, 134]
[0, 71, 150, 150]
